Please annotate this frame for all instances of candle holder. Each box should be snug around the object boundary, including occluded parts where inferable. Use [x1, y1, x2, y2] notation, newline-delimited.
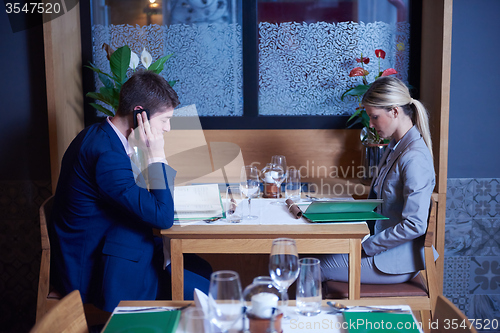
[243, 277, 283, 333]
[247, 311, 283, 333]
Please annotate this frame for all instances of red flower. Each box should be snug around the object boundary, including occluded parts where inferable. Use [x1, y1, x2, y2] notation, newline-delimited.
[349, 67, 369, 77]
[375, 49, 386, 59]
[356, 56, 370, 64]
[380, 68, 397, 77]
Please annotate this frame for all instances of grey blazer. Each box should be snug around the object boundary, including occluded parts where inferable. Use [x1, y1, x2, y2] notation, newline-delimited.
[362, 126, 435, 274]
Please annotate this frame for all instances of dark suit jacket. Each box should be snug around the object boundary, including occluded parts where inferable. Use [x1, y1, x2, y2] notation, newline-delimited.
[362, 126, 435, 274]
[50, 120, 176, 312]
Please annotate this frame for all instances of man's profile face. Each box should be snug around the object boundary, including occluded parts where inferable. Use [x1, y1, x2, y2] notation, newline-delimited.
[149, 106, 174, 133]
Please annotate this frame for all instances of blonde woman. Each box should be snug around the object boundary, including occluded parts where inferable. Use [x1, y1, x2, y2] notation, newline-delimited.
[318, 76, 436, 284]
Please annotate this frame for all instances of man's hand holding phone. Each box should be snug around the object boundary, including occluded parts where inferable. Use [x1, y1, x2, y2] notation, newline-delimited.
[129, 110, 166, 162]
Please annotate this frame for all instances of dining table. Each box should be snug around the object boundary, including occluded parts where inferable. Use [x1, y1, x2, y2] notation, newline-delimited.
[161, 197, 370, 301]
[101, 300, 425, 333]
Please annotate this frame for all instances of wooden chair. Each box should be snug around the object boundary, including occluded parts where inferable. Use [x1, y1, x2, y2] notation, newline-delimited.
[31, 290, 88, 333]
[36, 195, 110, 326]
[323, 196, 440, 329]
[431, 295, 477, 333]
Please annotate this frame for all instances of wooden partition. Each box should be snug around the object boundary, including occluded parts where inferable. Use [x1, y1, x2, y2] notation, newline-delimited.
[164, 128, 370, 197]
[43, 4, 85, 192]
[420, 0, 453, 292]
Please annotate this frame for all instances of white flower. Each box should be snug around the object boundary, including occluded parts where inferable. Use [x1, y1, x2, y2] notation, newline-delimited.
[129, 51, 139, 70]
[141, 48, 152, 69]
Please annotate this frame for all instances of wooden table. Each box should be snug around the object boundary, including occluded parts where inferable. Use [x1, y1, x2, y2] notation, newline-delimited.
[161, 219, 369, 301]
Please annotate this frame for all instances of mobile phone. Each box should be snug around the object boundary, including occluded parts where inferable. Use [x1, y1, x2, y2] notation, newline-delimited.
[133, 109, 150, 129]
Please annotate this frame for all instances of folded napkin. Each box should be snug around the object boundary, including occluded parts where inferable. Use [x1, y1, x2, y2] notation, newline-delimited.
[194, 288, 208, 314]
[193, 288, 221, 333]
[285, 199, 303, 219]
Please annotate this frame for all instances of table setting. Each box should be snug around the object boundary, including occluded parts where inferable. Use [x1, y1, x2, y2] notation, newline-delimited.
[102, 235, 421, 333]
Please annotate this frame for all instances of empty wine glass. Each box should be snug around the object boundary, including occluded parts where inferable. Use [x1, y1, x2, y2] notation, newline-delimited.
[269, 238, 300, 318]
[208, 270, 244, 333]
[270, 155, 287, 205]
[240, 166, 259, 220]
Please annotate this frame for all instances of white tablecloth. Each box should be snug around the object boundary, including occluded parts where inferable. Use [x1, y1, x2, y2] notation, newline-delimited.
[174, 198, 365, 226]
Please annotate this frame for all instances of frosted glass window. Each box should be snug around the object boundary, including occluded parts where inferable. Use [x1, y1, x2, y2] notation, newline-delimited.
[91, 0, 243, 117]
[258, 0, 410, 116]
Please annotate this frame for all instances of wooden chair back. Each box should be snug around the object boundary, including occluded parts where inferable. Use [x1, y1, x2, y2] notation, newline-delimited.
[31, 290, 88, 333]
[36, 195, 58, 322]
[324, 195, 440, 329]
[431, 295, 477, 333]
[36, 195, 111, 326]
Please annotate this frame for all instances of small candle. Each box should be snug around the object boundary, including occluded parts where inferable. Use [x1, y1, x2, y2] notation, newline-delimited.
[251, 292, 279, 318]
[264, 171, 279, 183]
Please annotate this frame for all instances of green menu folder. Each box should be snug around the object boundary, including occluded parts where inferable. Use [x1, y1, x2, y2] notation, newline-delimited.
[103, 310, 181, 333]
[301, 199, 388, 223]
[343, 311, 422, 333]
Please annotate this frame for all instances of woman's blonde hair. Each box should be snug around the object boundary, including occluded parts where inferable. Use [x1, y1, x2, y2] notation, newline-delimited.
[361, 76, 433, 159]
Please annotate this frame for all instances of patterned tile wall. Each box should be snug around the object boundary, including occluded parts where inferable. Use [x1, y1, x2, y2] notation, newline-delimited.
[445, 178, 500, 332]
[0, 180, 52, 333]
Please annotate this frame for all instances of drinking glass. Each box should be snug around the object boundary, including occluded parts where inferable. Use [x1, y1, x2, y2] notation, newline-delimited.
[270, 155, 287, 205]
[285, 168, 301, 202]
[207, 270, 244, 333]
[240, 166, 259, 220]
[183, 307, 208, 333]
[296, 258, 322, 316]
[225, 186, 242, 223]
[269, 238, 299, 317]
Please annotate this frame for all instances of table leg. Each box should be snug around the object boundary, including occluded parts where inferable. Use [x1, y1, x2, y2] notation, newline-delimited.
[348, 238, 361, 300]
[170, 239, 184, 300]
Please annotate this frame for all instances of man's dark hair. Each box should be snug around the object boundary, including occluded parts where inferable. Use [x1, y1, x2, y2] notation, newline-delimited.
[116, 70, 180, 116]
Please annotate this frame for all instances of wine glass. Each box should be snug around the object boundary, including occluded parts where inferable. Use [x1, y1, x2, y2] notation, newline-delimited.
[269, 238, 300, 317]
[207, 270, 244, 333]
[240, 166, 260, 220]
[270, 155, 287, 205]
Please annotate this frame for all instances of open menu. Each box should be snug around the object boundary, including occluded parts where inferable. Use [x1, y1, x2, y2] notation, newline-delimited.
[174, 184, 224, 221]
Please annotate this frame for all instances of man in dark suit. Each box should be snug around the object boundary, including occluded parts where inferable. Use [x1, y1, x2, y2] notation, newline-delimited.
[50, 71, 211, 312]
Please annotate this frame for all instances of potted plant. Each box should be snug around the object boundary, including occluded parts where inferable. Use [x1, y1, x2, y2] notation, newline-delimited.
[86, 44, 176, 116]
[341, 49, 397, 181]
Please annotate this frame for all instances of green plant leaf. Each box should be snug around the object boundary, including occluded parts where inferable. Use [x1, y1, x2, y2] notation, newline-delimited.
[86, 91, 113, 107]
[360, 110, 371, 128]
[109, 46, 131, 84]
[346, 116, 363, 129]
[347, 108, 362, 123]
[89, 103, 114, 116]
[148, 53, 173, 74]
[341, 84, 371, 100]
[85, 63, 115, 82]
[99, 87, 120, 110]
[168, 80, 177, 87]
[99, 73, 114, 89]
